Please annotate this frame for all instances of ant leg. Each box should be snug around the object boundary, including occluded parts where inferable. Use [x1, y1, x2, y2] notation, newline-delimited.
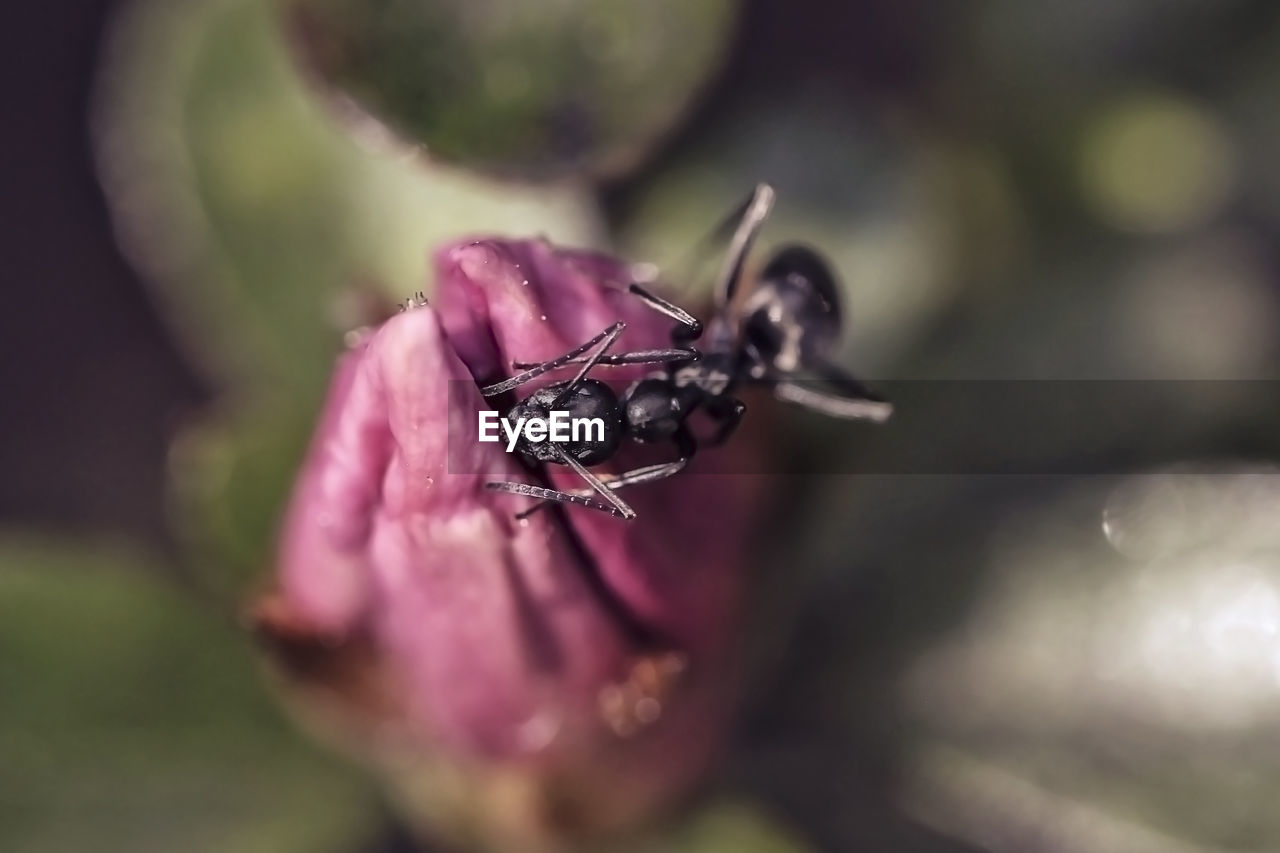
[516, 423, 697, 517]
[814, 358, 889, 401]
[550, 324, 633, 407]
[705, 397, 747, 446]
[510, 283, 702, 370]
[486, 481, 630, 519]
[512, 426, 697, 520]
[773, 360, 893, 422]
[511, 348, 698, 370]
[481, 322, 624, 397]
[677, 421, 698, 452]
[627, 283, 703, 344]
[550, 444, 636, 519]
[657, 184, 776, 310]
[604, 459, 688, 489]
[774, 382, 892, 422]
[512, 459, 689, 521]
[713, 183, 775, 310]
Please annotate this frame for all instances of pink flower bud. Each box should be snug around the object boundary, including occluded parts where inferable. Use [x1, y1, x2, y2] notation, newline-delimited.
[254, 238, 765, 845]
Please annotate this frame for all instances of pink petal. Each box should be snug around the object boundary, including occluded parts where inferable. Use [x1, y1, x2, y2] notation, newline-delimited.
[435, 239, 760, 653]
[263, 236, 768, 837]
[278, 305, 634, 757]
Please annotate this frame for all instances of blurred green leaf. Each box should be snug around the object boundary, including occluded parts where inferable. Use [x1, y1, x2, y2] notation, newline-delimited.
[94, 0, 604, 590]
[899, 476, 1280, 851]
[667, 801, 810, 853]
[96, 0, 602, 394]
[613, 97, 974, 375]
[0, 536, 379, 853]
[282, 0, 738, 179]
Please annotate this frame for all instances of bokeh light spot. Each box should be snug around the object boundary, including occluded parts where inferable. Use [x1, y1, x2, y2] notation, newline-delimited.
[1080, 93, 1235, 233]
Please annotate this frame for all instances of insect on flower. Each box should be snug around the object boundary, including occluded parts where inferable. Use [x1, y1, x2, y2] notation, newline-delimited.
[259, 231, 770, 845]
[480, 183, 894, 520]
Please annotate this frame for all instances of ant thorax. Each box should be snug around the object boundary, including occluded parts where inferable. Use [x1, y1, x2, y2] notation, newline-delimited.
[672, 352, 736, 397]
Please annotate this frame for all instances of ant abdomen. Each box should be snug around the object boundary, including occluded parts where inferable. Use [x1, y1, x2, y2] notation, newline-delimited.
[507, 379, 624, 466]
[742, 244, 842, 374]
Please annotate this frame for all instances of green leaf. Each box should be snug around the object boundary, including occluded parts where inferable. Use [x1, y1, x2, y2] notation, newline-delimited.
[0, 536, 379, 853]
[96, 0, 602, 395]
[94, 0, 603, 590]
[282, 0, 738, 179]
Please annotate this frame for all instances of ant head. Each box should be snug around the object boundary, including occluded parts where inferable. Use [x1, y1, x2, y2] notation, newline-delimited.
[740, 244, 842, 375]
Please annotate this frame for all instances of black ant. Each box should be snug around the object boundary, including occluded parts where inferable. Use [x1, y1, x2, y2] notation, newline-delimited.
[478, 183, 892, 520]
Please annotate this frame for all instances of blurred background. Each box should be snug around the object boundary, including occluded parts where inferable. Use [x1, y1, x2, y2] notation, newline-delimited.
[6, 0, 1280, 850]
